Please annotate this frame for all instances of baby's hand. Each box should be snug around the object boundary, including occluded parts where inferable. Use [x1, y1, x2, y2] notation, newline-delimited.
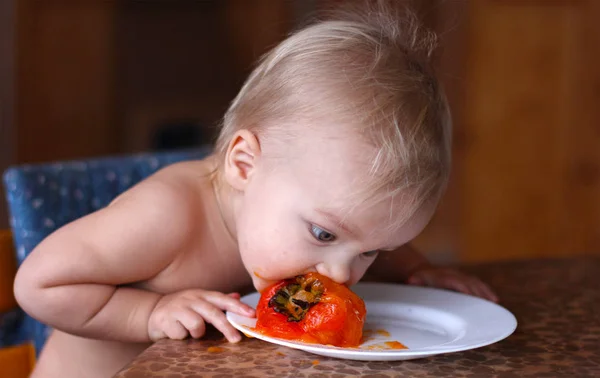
[148, 290, 255, 343]
[407, 265, 498, 303]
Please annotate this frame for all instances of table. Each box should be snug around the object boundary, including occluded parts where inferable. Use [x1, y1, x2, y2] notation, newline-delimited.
[114, 257, 600, 377]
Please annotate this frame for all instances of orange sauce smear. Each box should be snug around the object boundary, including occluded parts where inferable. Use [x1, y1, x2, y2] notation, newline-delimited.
[360, 329, 391, 343]
[242, 326, 255, 338]
[312, 360, 320, 365]
[365, 341, 408, 350]
[384, 341, 408, 349]
[360, 330, 375, 343]
[207, 346, 225, 353]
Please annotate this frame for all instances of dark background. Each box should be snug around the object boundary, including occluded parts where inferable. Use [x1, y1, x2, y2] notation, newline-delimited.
[1, 0, 599, 263]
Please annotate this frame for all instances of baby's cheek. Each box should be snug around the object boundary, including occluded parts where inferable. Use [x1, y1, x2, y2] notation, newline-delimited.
[240, 217, 315, 280]
[350, 261, 372, 285]
[254, 252, 315, 285]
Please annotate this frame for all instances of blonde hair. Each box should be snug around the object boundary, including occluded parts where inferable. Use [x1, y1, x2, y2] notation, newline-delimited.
[215, 0, 452, 225]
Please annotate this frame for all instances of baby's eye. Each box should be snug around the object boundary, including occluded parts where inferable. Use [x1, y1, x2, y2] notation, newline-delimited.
[310, 225, 336, 242]
[361, 250, 379, 258]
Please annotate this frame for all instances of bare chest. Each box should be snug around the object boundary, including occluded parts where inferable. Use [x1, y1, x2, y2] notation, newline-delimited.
[133, 239, 252, 295]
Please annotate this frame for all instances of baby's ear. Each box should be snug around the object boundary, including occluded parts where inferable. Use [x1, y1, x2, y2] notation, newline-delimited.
[224, 129, 261, 191]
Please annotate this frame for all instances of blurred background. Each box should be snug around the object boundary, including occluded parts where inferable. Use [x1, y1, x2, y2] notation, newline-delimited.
[1, 0, 599, 264]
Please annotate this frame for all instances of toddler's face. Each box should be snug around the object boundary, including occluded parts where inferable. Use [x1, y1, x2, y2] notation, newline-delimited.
[234, 128, 434, 292]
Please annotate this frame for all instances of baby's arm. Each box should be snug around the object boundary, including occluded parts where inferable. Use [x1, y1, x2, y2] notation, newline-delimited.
[367, 244, 498, 302]
[13, 176, 251, 343]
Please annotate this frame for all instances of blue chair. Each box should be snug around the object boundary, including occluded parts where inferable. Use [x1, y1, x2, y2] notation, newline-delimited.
[2, 147, 212, 355]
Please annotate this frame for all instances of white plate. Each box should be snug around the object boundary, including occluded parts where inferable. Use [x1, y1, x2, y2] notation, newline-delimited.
[226, 283, 517, 361]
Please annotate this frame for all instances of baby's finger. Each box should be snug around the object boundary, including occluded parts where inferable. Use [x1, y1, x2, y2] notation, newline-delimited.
[411, 271, 442, 287]
[163, 318, 189, 340]
[190, 302, 242, 343]
[477, 282, 499, 303]
[467, 279, 486, 299]
[441, 276, 474, 296]
[406, 274, 424, 285]
[176, 308, 207, 339]
[149, 328, 167, 342]
[203, 291, 255, 317]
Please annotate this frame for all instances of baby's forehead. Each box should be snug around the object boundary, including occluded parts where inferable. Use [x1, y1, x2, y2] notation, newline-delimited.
[286, 136, 375, 188]
[267, 125, 382, 194]
[269, 116, 375, 161]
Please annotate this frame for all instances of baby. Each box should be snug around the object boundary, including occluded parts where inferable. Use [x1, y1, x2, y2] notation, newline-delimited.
[14, 2, 496, 377]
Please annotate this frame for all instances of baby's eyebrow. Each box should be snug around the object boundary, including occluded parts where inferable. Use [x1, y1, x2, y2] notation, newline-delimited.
[380, 245, 403, 252]
[315, 209, 360, 236]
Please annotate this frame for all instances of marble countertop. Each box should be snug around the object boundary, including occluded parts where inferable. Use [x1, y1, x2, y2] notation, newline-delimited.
[114, 257, 600, 377]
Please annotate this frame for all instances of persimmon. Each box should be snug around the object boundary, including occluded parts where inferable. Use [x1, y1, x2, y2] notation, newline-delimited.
[255, 272, 366, 347]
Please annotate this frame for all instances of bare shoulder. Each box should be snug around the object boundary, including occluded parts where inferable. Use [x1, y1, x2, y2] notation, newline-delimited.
[18, 157, 219, 286]
[111, 159, 214, 221]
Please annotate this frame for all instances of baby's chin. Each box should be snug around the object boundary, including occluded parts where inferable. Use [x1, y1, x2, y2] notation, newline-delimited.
[251, 275, 277, 293]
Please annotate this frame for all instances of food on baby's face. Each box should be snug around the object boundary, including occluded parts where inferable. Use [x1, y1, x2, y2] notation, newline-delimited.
[255, 272, 366, 348]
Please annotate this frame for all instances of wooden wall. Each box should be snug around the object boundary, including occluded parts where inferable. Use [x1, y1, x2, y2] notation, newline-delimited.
[0, 0, 16, 229]
[115, 1, 291, 153]
[4, 0, 600, 261]
[14, 0, 294, 163]
[16, 1, 119, 163]
[457, 0, 600, 261]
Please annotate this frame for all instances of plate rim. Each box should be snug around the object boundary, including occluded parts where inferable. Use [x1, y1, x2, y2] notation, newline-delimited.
[226, 282, 517, 359]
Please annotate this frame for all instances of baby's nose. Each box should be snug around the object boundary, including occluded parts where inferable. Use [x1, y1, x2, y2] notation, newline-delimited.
[316, 263, 351, 285]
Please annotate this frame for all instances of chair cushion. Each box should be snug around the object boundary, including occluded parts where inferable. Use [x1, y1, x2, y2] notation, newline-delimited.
[0, 308, 27, 347]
